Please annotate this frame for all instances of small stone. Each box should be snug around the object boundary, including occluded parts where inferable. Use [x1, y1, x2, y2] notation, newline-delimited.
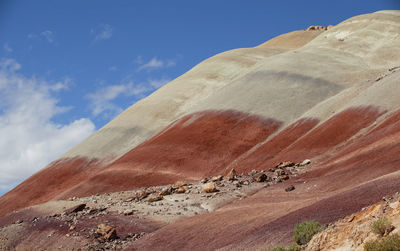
[135, 189, 150, 201]
[175, 185, 189, 194]
[250, 169, 258, 175]
[200, 178, 209, 184]
[95, 224, 117, 242]
[174, 181, 186, 187]
[159, 186, 173, 196]
[300, 159, 311, 166]
[285, 185, 295, 192]
[202, 182, 218, 193]
[211, 175, 223, 182]
[65, 203, 86, 215]
[226, 168, 237, 181]
[241, 180, 250, 185]
[253, 173, 268, 182]
[146, 195, 163, 202]
[276, 161, 295, 169]
[123, 209, 134, 216]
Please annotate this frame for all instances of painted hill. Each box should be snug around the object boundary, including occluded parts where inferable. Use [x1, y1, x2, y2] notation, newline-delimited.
[1, 10, 400, 250]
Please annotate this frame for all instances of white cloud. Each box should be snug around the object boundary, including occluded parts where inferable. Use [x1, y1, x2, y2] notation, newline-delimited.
[27, 30, 55, 43]
[86, 77, 171, 118]
[91, 24, 113, 41]
[40, 30, 54, 43]
[137, 57, 164, 71]
[3, 43, 12, 53]
[148, 78, 171, 88]
[136, 57, 178, 72]
[0, 58, 95, 192]
[86, 81, 137, 117]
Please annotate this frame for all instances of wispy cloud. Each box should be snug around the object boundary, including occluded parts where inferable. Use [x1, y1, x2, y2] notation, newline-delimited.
[136, 56, 178, 72]
[91, 24, 113, 41]
[86, 77, 171, 118]
[108, 66, 118, 71]
[27, 30, 55, 43]
[3, 43, 12, 53]
[148, 77, 171, 88]
[40, 30, 54, 43]
[0, 58, 95, 192]
[137, 57, 164, 71]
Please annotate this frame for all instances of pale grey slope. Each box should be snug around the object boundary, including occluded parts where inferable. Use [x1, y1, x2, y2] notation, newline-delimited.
[62, 10, 400, 161]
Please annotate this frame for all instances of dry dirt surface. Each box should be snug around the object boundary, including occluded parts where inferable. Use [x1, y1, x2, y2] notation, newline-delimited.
[0, 165, 306, 250]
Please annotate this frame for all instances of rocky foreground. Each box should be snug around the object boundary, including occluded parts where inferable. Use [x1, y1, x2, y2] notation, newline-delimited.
[0, 160, 310, 250]
[306, 192, 400, 250]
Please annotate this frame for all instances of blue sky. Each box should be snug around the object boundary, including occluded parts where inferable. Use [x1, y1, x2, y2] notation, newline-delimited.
[0, 0, 398, 195]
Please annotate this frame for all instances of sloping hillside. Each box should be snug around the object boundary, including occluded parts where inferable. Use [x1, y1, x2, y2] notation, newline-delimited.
[1, 10, 400, 250]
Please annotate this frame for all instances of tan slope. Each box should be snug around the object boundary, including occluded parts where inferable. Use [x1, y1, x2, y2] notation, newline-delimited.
[62, 10, 400, 162]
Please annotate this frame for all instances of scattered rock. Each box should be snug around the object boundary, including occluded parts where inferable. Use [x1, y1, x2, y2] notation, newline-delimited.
[202, 182, 218, 193]
[134, 190, 150, 201]
[241, 180, 250, 185]
[250, 169, 258, 175]
[200, 178, 209, 184]
[347, 215, 355, 222]
[123, 209, 134, 216]
[276, 161, 295, 169]
[306, 25, 330, 31]
[226, 168, 237, 181]
[175, 185, 189, 194]
[159, 186, 173, 196]
[65, 203, 86, 215]
[146, 195, 163, 202]
[253, 173, 268, 182]
[211, 175, 223, 182]
[174, 181, 187, 187]
[285, 185, 295, 192]
[95, 224, 117, 242]
[300, 159, 311, 166]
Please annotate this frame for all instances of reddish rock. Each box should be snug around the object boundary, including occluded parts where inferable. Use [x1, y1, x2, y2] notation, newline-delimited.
[226, 168, 237, 181]
[95, 224, 117, 242]
[65, 203, 86, 215]
[276, 161, 295, 169]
